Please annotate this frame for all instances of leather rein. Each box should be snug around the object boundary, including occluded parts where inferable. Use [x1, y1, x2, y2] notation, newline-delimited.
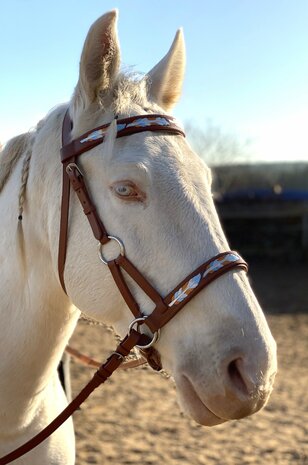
[0, 111, 248, 464]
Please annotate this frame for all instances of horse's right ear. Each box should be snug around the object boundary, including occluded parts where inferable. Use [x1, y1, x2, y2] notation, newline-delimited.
[74, 11, 120, 110]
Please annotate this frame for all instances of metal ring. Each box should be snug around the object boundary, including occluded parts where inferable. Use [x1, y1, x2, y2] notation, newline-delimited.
[98, 236, 125, 265]
[128, 317, 160, 349]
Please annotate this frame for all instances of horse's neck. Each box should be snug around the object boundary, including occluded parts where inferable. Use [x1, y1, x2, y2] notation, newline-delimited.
[0, 107, 79, 430]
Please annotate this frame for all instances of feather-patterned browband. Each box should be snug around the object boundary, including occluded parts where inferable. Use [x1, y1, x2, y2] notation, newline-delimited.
[61, 113, 185, 163]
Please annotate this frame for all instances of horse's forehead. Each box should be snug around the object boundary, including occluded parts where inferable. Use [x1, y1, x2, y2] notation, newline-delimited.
[109, 135, 211, 211]
[115, 132, 208, 181]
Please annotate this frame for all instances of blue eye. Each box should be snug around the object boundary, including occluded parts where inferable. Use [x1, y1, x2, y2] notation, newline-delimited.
[111, 181, 145, 202]
[115, 185, 133, 196]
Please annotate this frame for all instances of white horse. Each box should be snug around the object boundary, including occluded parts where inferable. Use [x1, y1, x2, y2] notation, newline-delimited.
[0, 10, 277, 465]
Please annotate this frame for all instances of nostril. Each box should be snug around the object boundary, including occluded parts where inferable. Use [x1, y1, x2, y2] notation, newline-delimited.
[227, 359, 250, 396]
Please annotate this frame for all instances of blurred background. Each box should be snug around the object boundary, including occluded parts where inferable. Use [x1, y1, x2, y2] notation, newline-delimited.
[1, 1, 307, 464]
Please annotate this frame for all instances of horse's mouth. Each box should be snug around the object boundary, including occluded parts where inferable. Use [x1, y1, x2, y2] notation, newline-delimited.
[175, 375, 226, 426]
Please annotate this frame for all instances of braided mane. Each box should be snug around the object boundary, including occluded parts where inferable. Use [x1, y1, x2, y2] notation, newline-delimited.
[0, 133, 32, 193]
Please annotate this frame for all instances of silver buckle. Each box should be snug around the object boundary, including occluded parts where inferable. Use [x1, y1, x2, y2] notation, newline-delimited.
[66, 162, 83, 177]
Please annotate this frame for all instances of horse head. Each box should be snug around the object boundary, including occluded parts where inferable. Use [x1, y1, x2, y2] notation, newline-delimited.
[46, 11, 277, 426]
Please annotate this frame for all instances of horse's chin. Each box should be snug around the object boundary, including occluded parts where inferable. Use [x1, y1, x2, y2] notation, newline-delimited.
[175, 375, 226, 426]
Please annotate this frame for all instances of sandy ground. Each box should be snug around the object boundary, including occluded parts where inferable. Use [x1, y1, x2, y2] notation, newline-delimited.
[69, 263, 308, 465]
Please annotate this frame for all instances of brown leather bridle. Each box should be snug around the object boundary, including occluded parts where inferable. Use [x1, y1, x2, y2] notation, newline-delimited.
[0, 110, 248, 464]
[58, 110, 247, 337]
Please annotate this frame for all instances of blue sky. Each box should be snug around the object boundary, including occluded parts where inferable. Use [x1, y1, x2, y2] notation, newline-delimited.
[1, 0, 308, 162]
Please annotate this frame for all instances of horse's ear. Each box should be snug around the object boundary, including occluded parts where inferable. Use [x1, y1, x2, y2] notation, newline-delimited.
[147, 29, 186, 111]
[75, 10, 120, 108]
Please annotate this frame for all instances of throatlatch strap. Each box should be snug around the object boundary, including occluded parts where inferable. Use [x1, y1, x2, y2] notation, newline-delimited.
[58, 162, 73, 293]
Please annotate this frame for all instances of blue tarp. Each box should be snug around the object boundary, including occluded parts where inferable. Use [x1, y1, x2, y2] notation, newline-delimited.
[217, 188, 308, 202]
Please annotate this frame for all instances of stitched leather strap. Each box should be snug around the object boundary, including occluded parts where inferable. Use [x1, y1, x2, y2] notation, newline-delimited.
[148, 252, 248, 332]
[58, 111, 110, 292]
[108, 260, 142, 319]
[58, 112, 74, 293]
[0, 330, 149, 465]
[60, 113, 185, 162]
[66, 164, 109, 244]
[110, 255, 168, 315]
[107, 252, 248, 333]
[58, 162, 73, 293]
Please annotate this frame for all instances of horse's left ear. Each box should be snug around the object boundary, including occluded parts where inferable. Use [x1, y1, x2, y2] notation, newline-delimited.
[147, 29, 186, 111]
